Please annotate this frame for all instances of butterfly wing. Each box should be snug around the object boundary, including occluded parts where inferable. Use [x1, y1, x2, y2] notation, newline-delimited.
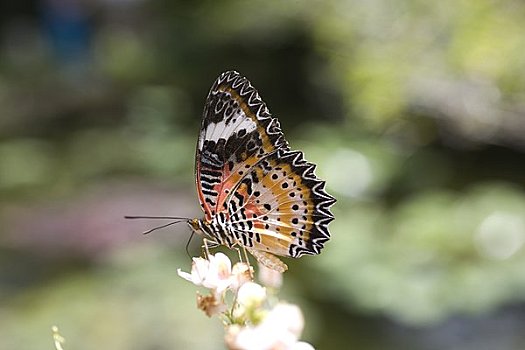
[196, 71, 336, 259]
[226, 148, 336, 258]
[195, 71, 288, 221]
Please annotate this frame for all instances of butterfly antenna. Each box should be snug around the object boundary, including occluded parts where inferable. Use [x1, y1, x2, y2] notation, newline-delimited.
[125, 215, 191, 220]
[185, 230, 196, 259]
[140, 219, 185, 235]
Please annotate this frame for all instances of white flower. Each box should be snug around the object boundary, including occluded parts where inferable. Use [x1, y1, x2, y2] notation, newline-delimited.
[177, 257, 210, 285]
[291, 342, 315, 350]
[233, 282, 268, 323]
[178, 255, 314, 349]
[225, 324, 242, 349]
[228, 303, 309, 350]
[177, 253, 234, 294]
[230, 262, 253, 290]
[265, 303, 304, 339]
[258, 263, 283, 289]
[203, 252, 233, 293]
[232, 324, 294, 350]
[236, 282, 267, 308]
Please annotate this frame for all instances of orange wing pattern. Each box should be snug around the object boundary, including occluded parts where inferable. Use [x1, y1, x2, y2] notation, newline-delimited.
[225, 149, 335, 257]
[194, 71, 335, 259]
[195, 71, 287, 221]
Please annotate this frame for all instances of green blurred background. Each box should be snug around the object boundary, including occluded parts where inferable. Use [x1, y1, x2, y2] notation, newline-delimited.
[1, 0, 525, 349]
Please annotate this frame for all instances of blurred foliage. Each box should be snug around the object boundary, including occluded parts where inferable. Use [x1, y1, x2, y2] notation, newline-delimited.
[1, 0, 525, 349]
[0, 245, 225, 350]
[317, 182, 525, 324]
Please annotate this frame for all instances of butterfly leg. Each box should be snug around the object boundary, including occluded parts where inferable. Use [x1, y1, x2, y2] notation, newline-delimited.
[240, 246, 256, 280]
[241, 245, 251, 266]
[202, 238, 219, 259]
[232, 244, 251, 265]
[228, 244, 255, 279]
[226, 238, 249, 264]
[235, 246, 244, 264]
[247, 249, 288, 273]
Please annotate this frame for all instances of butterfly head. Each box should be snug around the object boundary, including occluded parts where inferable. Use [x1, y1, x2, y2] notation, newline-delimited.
[188, 218, 201, 232]
[187, 218, 215, 240]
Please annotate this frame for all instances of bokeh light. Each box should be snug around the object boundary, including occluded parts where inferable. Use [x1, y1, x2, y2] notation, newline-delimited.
[1, 1, 525, 349]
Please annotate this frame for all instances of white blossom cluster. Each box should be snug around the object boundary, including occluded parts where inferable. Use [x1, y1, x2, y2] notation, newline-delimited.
[177, 253, 315, 350]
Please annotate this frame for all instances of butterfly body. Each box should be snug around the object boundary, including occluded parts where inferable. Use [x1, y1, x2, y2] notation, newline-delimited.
[191, 71, 335, 270]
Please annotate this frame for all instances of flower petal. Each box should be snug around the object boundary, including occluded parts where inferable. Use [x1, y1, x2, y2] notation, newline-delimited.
[203, 253, 233, 292]
[237, 282, 266, 307]
[177, 268, 195, 283]
[258, 263, 283, 289]
[264, 303, 304, 339]
[211, 253, 232, 279]
[292, 342, 316, 350]
[191, 257, 210, 283]
[231, 262, 253, 290]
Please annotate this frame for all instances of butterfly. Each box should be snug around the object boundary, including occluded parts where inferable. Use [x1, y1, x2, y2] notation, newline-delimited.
[186, 71, 335, 272]
[127, 71, 335, 272]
